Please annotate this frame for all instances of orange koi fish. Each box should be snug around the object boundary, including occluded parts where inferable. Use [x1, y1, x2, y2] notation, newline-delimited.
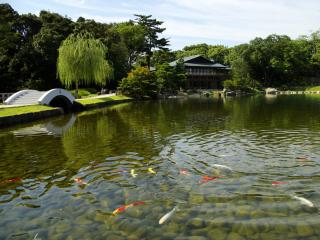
[74, 178, 88, 185]
[180, 169, 189, 175]
[272, 181, 288, 186]
[198, 176, 223, 185]
[0, 178, 22, 184]
[112, 201, 146, 216]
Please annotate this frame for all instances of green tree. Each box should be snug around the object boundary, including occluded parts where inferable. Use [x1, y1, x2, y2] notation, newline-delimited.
[155, 63, 186, 93]
[0, 4, 21, 91]
[74, 18, 130, 87]
[119, 66, 157, 98]
[207, 45, 230, 64]
[57, 33, 113, 97]
[151, 49, 176, 66]
[115, 21, 145, 67]
[32, 11, 74, 89]
[134, 14, 169, 69]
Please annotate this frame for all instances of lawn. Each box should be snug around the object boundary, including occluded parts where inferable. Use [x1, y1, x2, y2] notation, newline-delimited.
[76, 95, 132, 106]
[70, 88, 98, 98]
[305, 86, 320, 91]
[0, 105, 56, 117]
[0, 96, 132, 118]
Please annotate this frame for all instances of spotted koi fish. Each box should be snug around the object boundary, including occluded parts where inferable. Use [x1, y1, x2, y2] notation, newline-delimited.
[180, 169, 189, 175]
[198, 176, 223, 185]
[112, 201, 146, 216]
[74, 178, 88, 185]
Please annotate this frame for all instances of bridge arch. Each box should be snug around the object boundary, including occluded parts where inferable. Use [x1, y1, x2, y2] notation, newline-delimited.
[38, 89, 75, 111]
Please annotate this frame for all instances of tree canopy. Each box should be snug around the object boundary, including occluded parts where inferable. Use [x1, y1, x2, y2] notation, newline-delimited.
[134, 14, 170, 69]
[57, 33, 113, 93]
[1, 3, 320, 94]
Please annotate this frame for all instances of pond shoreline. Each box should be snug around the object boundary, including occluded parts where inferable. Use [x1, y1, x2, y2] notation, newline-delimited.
[0, 97, 134, 128]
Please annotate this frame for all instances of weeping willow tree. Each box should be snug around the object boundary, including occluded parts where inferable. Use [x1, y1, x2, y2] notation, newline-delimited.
[57, 33, 113, 97]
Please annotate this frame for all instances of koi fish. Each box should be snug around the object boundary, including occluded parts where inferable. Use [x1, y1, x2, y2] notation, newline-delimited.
[296, 156, 311, 165]
[74, 178, 88, 185]
[33, 233, 40, 240]
[132, 201, 146, 206]
[198, 176, 222, 185]
[159, 206, 177, 224]
[112, 201, 146, 216]
[272, 181, 289, 186]
[130, 169, 137, 178]
[112, 205, 127, 215]
[148, 168, 156, 174]
[179, 169, 189, 175]
[212, 164, 233, 171]
[292, 195, 315, 208]
[0, 178, 22, 184]
[112, 169, 127, 173]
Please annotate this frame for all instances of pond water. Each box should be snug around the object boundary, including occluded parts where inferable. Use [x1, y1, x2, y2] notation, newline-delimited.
[1, 95, 320, 240]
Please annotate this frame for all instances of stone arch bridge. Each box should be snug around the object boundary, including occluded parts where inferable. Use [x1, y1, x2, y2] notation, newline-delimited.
[5, 89, 75, 111]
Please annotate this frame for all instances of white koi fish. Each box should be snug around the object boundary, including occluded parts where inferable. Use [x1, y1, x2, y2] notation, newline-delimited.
[292, 195, 315, 208]
[159, 206, 177, 224]
[130, 169, 138, 178]
[212, 164, 233, 171]
[33, 233, 40, 240]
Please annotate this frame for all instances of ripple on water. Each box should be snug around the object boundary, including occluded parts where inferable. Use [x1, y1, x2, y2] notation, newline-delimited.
[1, 97, 320, 239]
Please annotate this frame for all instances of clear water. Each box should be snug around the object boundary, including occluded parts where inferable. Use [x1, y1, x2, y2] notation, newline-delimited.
[1, 95, 320, 240]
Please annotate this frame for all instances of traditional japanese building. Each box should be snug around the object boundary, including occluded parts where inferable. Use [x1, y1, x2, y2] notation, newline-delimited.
[170, 55, 231, 89]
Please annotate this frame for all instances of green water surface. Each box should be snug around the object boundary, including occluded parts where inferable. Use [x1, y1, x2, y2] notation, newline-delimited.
[1, 95, 320, 240]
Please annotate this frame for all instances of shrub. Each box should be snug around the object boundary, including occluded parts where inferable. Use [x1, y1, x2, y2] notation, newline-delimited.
[70, 88, 97, 98]
[119, 67, 158, 98]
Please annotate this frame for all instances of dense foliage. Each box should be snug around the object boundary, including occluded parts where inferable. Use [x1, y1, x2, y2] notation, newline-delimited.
[57, 33, 113, 96]
[119, 67, 158, 98]
[0, 4, 169, 93]
[176, 35, 320, 90]
[119, 63, 186, 98]
[175, 44, 230, 65]
[1, 3, 320, 94]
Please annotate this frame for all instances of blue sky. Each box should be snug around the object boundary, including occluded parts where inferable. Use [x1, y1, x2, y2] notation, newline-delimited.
[4, 0, 320, 50]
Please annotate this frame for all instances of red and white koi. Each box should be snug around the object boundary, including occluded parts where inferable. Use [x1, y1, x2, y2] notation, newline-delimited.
[0, 177, 22, 184]
[272, 181, 289, 186]
[179, 169, 190, 175]
[112, 201, 146, 216]
[74, 178, 88, 185]
[198, 176, 223, 185]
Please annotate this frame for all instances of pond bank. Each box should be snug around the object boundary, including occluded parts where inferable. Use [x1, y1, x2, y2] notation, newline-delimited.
[0, 95, 133, 128]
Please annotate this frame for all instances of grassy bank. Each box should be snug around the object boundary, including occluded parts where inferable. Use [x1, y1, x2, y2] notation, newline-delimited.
[0, 95, 132, 121]
[305, 86, 320, 91]
[76, 95, 132, 106]
[0, 105, 56, 117]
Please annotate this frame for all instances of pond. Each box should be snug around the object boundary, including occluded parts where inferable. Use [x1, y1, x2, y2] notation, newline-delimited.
[1, 95, 320, 240]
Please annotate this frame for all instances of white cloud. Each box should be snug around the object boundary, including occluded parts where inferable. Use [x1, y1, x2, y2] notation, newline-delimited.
[9, 0, 320, 49]
[160, 0, 320, 42]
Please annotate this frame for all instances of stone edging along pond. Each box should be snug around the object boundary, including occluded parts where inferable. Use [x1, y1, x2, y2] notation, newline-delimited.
[0, 97, 134, 128]
[0, 108, 64, 128]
